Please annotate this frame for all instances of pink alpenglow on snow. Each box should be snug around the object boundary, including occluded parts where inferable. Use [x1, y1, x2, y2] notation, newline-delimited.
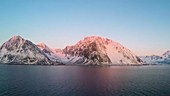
[0, 35, 143, 65]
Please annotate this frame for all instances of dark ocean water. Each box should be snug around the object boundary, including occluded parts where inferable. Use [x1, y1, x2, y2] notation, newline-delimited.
[0, 64, 170, 96]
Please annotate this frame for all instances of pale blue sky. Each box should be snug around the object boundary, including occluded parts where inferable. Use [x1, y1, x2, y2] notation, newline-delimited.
[0, 0, 170, 56]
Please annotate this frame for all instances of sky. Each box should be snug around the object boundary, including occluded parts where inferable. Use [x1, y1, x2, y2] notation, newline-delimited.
[0, 0, 170, 56]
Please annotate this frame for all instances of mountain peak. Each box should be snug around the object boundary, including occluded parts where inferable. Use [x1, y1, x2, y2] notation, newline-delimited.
[10, 35, 25, 42]
[0, 35, 26, 50]
[37, 43, 54, 55]
[76, 36, 114, 47]
[83, 36, 110, 42]
[37, 43, 48, 49]
[12, 35, 23, 39]
[84, 36, 102, 39]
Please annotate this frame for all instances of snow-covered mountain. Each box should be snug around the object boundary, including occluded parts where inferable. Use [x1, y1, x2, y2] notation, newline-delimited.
[163, 50, 170, 58]
[162, 50, 170, 64]
[63, 36, 142, 65]
[139, 55, 163, 64]
[37, 43, 62, 63]
[0, 36, 54, 65]
[140, 50, 170, 64]
[0, 35, 143, 65]
[37, 43, 54, 54]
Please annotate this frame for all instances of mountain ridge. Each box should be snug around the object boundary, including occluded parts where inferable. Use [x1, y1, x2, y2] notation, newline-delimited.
[0, 35, 142, 65]
[140, 50, 170, 64]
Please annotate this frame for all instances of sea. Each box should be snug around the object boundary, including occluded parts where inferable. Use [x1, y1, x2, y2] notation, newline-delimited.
[0, 64, 170, 96]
